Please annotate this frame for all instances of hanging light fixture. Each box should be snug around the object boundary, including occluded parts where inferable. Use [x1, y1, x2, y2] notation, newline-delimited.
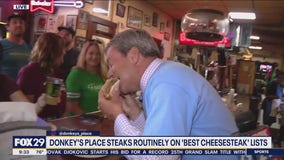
[181, 9, 229, 42]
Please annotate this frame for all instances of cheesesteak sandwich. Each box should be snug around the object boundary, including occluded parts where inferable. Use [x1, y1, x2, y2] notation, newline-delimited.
[101, 78, 119, 100]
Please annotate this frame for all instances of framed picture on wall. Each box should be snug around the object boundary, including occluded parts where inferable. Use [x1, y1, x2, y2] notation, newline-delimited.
[46, 15, 56, 32]
[144, 14, 151, 27]
[66, 15, 77, 30]
[164, 32, 170, 41]
[116, 3, 126, 18]
[127, 6, 143, 29]
[77, 10, 89, 30]
[84, 0, 94, 4]
[166, 20, 170, 28]
[160, 22, 165, 33]
[56, 15, 65, 29]
[34, 14, 48, 33]
[152, 12, 158, 27]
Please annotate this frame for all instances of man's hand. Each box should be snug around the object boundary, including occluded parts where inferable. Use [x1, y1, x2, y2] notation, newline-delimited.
[120, 95, 142, 120]
[98, 82, 123, 120]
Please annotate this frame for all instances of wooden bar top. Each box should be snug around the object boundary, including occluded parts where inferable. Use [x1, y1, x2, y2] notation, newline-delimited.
[48, 112, 114, 135]
[47, 112, 126, 160]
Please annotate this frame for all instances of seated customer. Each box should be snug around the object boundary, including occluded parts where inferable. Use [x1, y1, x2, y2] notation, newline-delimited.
[17, 33, 66, 120]
[66, 40, 108, 115]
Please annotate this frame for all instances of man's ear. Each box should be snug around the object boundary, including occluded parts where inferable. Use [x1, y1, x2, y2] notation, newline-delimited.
[127, 47, 140, 65]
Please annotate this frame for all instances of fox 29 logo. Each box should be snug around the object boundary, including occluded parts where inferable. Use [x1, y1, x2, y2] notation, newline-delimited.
[13, 136, 46, 148]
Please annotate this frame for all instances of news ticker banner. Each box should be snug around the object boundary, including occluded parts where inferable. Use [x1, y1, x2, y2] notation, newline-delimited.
[12, 132, 284, 156]
[14, 136, 272, 149]
[12, 148, 284, 156]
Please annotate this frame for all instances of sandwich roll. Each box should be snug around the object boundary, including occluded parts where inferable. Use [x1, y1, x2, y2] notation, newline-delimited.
[101, 78, 119, 100]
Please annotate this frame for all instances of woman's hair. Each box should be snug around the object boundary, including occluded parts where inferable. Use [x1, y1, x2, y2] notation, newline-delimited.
[106, 29, 160, 58]
[76, 40, 108, 81]
[30, 32, 64, 74]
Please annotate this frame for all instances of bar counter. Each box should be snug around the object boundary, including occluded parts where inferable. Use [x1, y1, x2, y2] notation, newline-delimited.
[46, 112, 126, 160]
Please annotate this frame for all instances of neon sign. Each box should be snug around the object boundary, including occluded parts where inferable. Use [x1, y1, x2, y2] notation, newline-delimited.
[179, 32, 231, 47]
[30, 0, 54, 13]
[17, 0, 83, 13]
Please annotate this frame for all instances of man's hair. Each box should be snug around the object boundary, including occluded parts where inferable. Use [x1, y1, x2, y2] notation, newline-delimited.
[7, 13, 25, 24]
[106, 29, 160, 57]
[58, 26, 76, 37]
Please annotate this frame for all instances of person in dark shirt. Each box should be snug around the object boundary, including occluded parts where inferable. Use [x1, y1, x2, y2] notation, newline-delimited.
[0, 72, 46, 113]
[0, 72, 28, 102]
[57, 26, 80, 80]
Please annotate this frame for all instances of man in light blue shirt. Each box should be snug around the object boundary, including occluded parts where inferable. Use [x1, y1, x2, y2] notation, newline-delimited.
[99, 29, 239, 160]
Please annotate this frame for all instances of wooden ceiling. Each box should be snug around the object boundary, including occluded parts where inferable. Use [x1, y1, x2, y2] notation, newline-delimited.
[146, 0, 284, 57]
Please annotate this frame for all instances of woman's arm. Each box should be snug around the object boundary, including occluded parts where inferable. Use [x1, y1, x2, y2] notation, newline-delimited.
[9, 90, 30, 102]
[9, 88, 47, 114]
[66, 101, 84, 115]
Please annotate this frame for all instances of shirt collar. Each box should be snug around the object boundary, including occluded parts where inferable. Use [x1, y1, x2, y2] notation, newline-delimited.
[140, 58, 163, 92]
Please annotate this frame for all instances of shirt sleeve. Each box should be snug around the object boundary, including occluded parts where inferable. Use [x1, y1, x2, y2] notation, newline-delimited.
[66, 70, 81, 101]
[114, 113, 144, 136]
[3, 74, 19, 98]
[129, 111, 145, 131]
[17, 67, 34, 96]
[114, 113, 180, 160]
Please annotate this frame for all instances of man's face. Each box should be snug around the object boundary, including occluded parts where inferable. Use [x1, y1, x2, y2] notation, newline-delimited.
[58, 29, 73, 47]
[106, 46, 140, 95]
[6, 18, 25, 38]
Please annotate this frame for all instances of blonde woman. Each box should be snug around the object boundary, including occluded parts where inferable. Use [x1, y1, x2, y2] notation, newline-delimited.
[66, 40, 108, 115]
[17, 32, 66, 120]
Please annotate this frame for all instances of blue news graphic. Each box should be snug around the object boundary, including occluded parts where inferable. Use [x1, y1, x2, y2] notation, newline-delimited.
[46, 130, 100, 136]
[247, 149, 284, 155]
[13, 136, 46, 148]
